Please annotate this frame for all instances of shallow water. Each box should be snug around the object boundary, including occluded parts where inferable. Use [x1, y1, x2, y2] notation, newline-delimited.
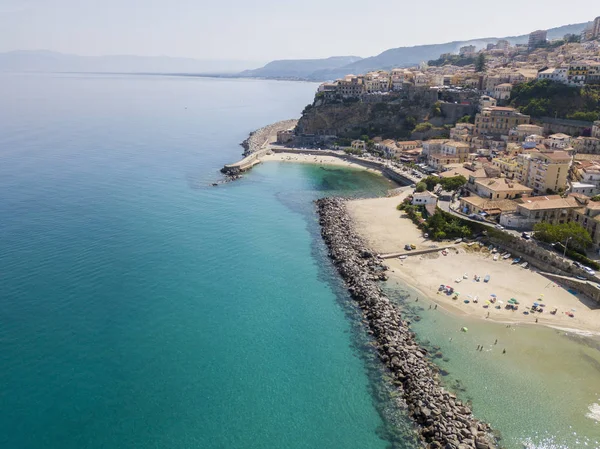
[384, 280, 600, 448]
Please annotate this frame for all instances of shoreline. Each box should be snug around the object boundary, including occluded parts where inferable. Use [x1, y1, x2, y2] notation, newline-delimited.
[346, 195, 600, 335]
[220, 120, 418, 186]
[317, 197, 498, 449]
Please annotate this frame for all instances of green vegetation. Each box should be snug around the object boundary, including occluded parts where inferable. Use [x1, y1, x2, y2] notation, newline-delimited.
[475, 53, 486, 73]
[413, 122, 433, 133]
[590, 195, 600, 202]
[533, 221, 592, 252]
[344, 148, 364, 156]
[415, 182, 427, 192]
[398, 200, 476, 241]
[431, 101, 443, 117]
[427, 54, 475, 67]
[426, 210, 472, 240]
[510, 80, 600, 121]
[421, 175, 467, 192]
[457, 114, 474, 124]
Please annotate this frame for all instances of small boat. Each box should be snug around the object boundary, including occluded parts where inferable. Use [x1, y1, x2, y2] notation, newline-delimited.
[512, 257, 521, 265]
[491, 248, 498, 253]
[398, 255, 407, 260]
[493, 254, 499, 261]
[503, 253, 511, 260]
[484, 274, 491, 283]
[467, 242, 475, 247]
[521, 262, 528, 268]
[454, 238, 463, 244]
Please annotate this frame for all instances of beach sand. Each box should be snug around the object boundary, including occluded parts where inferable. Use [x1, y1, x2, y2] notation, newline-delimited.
[347, 196, 600, 334]
[261, 152, 378, 172]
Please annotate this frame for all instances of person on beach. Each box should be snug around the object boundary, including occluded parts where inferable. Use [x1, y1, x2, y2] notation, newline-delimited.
[502, 348, 506, 354]
[434, 304, 438, 310]
[494, 339, 498, 345]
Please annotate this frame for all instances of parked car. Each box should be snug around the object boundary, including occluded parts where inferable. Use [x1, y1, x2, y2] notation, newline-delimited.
[583, 266, 596, 276]
[521, 232, 531, 240]
[495, 224, 504, 230]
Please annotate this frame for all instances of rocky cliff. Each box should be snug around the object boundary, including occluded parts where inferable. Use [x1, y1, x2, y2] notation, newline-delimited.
[296, 90, 476, 140]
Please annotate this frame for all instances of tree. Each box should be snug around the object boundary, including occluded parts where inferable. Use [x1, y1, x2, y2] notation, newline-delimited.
[440, 175, 468, 191]
[475, 53, 486, 73]
[457, 115, 473, 124]
[415, 182, 427, 192]
[533, 222, 592, 251]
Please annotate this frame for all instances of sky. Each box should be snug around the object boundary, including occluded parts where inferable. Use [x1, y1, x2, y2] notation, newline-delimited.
[0, 0, 598, 63]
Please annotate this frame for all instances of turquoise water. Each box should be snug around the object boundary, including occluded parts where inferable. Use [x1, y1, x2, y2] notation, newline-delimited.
[0, 73, 411, 448]
[384, 281, 600, 449]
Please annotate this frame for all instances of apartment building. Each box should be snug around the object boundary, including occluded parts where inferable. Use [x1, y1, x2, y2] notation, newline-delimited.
[449, 123, 474, 143]
[479, 95, 497, 111]
[545, 133, 571, 149]
[473, 107, 531, 137]
[536, 66, 568, 83]
[517, 150, 572, 195]
[473, 178, 533, 200]
[337, 75, 365, 98]
[492, 83, 512, 100]
[528, 30, 547, 50]
[499, 194, 582, 228]
[507, 124, 545, 143]
[572, 136, 600, 154]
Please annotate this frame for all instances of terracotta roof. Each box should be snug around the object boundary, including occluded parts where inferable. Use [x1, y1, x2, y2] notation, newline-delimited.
[517, 196, 580, 211]
[461, 196, 518, 212]
[475, 178, 532, 193]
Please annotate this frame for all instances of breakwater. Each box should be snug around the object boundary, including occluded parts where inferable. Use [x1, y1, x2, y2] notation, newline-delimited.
[317, 197, 498, 449]
[221, 119, 297, 176]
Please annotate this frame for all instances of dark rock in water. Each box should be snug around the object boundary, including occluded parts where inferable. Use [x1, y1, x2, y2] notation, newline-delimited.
[315, 197, 498, 449]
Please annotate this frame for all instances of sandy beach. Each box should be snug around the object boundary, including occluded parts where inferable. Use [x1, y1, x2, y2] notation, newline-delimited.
[261, 151, 380, 172]
[347, 196, 600, 334]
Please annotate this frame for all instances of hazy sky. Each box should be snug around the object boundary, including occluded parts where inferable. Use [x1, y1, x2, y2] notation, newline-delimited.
[1, 0, 598, 62]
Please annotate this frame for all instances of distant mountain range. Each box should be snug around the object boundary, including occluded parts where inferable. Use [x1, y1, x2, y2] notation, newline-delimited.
[240, 21, 591, 81]
[238, 56, 363, 79]
[0, 21, 592, 80]
[0, 50, 262, 74]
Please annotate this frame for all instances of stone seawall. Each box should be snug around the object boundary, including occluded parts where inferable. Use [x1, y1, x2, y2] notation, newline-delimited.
[317, 197, 497, 449]
[221, 119, 297, 176]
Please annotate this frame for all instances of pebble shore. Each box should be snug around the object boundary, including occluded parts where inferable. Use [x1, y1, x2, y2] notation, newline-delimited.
[317, 197, 498, 449]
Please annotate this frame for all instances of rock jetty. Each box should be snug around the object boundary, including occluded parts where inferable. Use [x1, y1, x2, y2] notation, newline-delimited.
[240, 119, 297, 156]
[317, 197, 497, 449]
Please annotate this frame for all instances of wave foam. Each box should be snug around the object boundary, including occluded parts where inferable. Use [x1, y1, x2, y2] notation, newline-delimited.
[586, 403, 600, 422]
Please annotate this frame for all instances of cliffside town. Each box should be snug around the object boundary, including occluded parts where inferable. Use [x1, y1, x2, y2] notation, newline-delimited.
[285, 16, 600, 253]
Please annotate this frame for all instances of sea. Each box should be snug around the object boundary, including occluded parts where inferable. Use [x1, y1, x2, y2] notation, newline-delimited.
[0, 73, 599, 449]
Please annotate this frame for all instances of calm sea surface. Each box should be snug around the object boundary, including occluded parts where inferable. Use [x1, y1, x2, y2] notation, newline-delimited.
[3, 73, 599, 449]
[0, 73, 406, 449]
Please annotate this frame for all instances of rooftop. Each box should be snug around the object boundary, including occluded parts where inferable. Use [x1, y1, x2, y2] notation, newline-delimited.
[461, 196, 519, 212]
[475, 178, 533, 193]
[517, 195, 580, 211]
